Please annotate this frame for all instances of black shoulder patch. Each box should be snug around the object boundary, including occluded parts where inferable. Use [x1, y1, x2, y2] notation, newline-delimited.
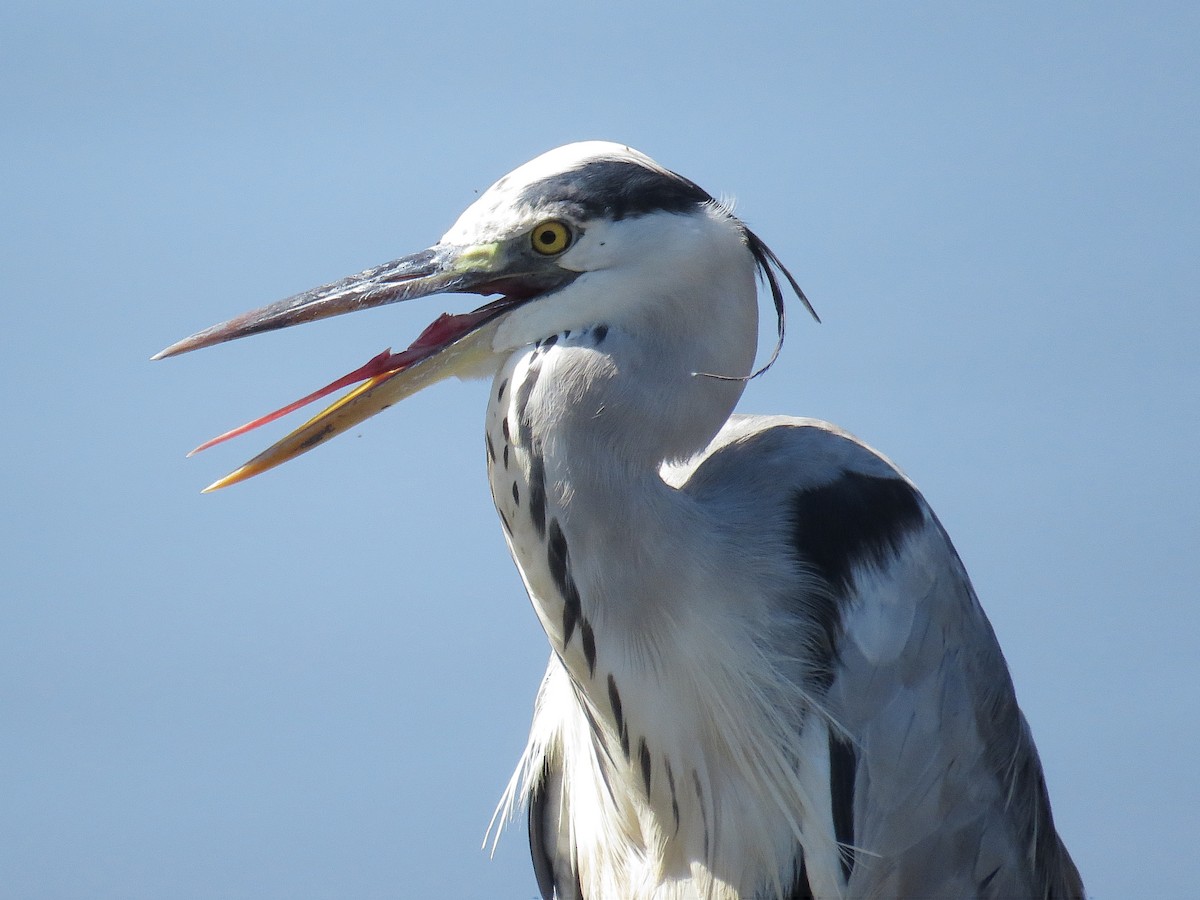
[791, 471, 924, 597]
[517, 159, 711, 221]
[788, 471, 924, 689]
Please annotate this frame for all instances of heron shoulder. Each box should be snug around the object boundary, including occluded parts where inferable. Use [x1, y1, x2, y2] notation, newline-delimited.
[681, 421, 1084, 897]
[669, 415, 934, 625]
[665, 415, 911, 493]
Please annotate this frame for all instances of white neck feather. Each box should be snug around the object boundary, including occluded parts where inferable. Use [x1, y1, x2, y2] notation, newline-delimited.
[482, 208, 829, 896]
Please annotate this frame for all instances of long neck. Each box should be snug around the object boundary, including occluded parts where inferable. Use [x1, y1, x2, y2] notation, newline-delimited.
[484, 205, 761, 646]
[485, 310, 813, 892]
[481, 210, 824, 893]
[488, 207, 756, 610]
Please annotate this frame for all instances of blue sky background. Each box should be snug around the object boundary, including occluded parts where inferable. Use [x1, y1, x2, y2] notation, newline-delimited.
[2, 2, 1196, 897]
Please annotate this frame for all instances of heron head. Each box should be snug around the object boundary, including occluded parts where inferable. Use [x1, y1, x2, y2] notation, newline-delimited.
[154, 142, 811, 490]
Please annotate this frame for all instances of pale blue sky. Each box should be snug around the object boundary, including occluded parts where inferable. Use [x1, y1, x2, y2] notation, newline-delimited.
[2, 2, 1196, 897]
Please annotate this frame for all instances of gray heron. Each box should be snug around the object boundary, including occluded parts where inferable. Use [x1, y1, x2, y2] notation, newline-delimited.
[156, 142, 1084, 899]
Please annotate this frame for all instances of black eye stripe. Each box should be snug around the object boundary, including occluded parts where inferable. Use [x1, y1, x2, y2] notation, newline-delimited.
[516, 159, 711, 220]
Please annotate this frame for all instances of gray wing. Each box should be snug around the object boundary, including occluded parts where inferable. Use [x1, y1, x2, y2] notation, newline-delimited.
[823, 503, 1082, 898]
[698, 417, 1084, 898]
[530, 416, 1083, 898]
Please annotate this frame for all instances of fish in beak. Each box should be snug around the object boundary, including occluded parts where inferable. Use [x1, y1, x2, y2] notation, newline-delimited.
[153, 236, 576, 491]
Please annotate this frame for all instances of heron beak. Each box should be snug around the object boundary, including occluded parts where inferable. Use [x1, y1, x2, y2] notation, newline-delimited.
[153, 245, 499, 359]
[154, 241, 545, 490]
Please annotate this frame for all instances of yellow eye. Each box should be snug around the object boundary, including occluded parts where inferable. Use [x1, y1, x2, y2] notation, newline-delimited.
[530, 219, 572, 255]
